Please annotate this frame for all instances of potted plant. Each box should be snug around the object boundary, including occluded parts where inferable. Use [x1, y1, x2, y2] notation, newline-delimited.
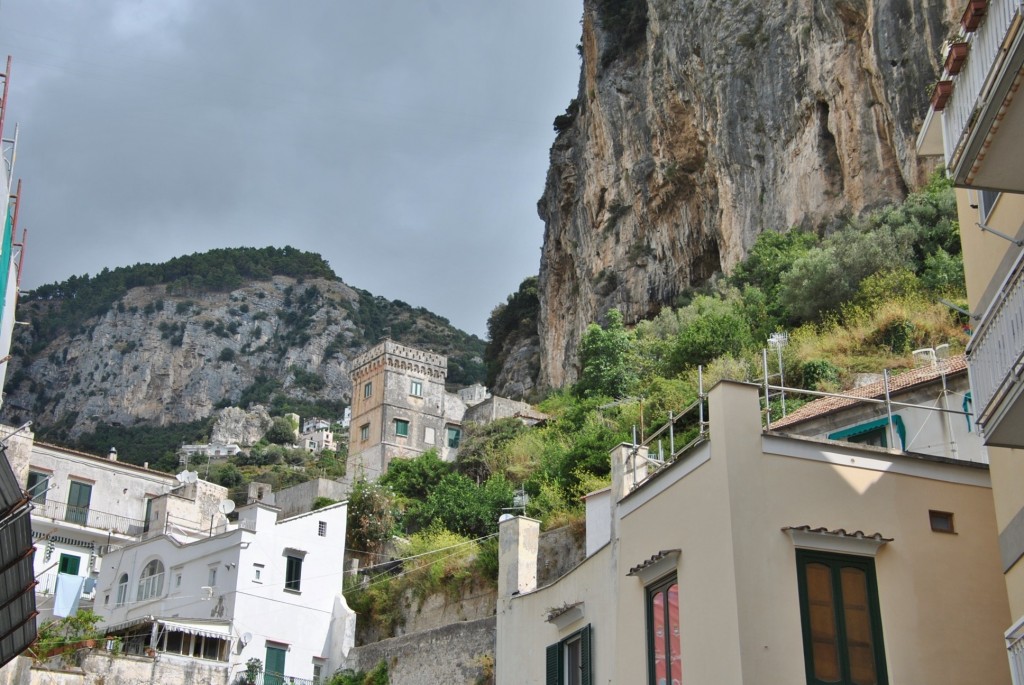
[961, 0, 988, 32]
[244, 657, 263, 685]
[945, 41, 970, 74]
[931, 80, 954, 111]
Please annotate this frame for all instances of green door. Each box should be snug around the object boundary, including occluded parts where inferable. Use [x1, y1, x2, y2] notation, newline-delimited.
[265, 645, 286, 685]
[58, 554, 80, 575]
[66, 481, 92, 525]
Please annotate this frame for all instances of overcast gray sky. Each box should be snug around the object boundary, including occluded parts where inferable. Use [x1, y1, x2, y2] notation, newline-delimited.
[0, 1, 583, 337]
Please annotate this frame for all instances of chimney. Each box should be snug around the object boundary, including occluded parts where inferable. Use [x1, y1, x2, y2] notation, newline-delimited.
[498, 516, 539, 599]
[610, 442, 648, 503]
[108, 447, 118, 461]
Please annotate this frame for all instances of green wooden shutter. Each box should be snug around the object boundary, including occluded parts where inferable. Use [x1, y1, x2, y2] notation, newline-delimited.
[580, 624, 593, 685]
[546, 643, 560, 685]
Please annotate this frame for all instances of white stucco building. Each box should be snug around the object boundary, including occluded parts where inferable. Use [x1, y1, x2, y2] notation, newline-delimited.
[16, 442, 190, 619]
[97, 500, 354, 684]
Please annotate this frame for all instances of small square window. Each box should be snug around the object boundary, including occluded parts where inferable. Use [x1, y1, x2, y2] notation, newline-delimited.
[318, 521, 327, 537]
[363, 381, 373, 399]
[929, 510, 955, 533]
[253, 564, 263, 582]
[395, 419, 410, 437]
[360, 424, 370, 441]
[410, 380, 423, 397]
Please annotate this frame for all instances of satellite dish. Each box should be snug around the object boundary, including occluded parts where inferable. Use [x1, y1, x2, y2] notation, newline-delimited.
[498, 513, 514, 523]
[184, 471, 199, 484]
[218, 499, 236, 515]
[241, 632, 252, 646]
[175, 471, 188, 484]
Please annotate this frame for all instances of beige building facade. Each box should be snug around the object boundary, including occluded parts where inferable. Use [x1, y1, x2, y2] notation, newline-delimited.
[498, 382, 1010, 684]
[917, 0, 1024, 674]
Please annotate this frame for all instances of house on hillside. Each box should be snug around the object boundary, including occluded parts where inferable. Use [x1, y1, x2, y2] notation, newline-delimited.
[299, 417, 336, 454]
[14, 442, 215, 621]
[916, 1, 1024, 674]
[179, 443, 243, 465]
[771, 353, 984, 462]
[346, 340, 546, 482]
[497, 381, 1010, 683]
[96, 500, 354, 683]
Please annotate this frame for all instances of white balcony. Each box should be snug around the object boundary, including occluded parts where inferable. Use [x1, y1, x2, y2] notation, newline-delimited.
[919, 0, 1024, 192]
[967, 247, 1024, 445]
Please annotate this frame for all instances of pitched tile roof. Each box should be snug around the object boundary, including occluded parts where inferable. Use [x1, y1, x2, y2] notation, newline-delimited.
[770, 354, 967, 430]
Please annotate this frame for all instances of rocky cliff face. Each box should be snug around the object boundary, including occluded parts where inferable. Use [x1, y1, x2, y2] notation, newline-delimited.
[4, 275, 483, 440]
[535, 0, 954, 388]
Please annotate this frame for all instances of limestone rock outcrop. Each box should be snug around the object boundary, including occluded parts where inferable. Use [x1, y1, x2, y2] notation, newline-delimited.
[210, 406, 273, 447]
[533, 0, 953, 388]
[4, 275, 483, 439]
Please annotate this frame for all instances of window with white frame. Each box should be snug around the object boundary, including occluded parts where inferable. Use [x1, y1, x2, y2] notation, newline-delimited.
[137, 559, 165, 601]
[115, 573, 128, 607]
[410, 379, 423, 397]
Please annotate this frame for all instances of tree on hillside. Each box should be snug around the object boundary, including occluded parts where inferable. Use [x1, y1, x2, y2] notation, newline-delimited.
[265, 417, 297, 445]
[574, 309, 637, 399]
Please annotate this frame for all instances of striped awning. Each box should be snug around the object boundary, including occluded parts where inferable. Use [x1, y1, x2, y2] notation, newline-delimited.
[159, 619, 231, 640]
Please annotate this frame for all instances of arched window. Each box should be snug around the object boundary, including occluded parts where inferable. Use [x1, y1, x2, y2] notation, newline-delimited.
[137, 559, 165, 601]
[116, 574, 128, 607]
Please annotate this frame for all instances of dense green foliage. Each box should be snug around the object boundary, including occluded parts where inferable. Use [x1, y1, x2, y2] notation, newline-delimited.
[575, 309, 638, 398]
[378, 450, 515, 537]
[327, 661, 389, 685]
[23, 246, 335, 345]
[485, 276, 540, 387]
[69, 418, 215, 472]
[264, 416, 298, 445]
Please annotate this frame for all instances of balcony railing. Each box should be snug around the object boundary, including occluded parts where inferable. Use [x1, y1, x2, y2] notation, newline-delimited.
[36, 571, 96, 599]
[33, 499, 146, 537]
[1006, 615, 1024, 684]
[240, 673, 318, 685]
[966, 248, 1024, 431]
[942, 0, 1024, 166]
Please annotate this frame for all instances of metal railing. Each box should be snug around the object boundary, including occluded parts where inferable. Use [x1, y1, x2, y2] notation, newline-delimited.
[942, 0, 1024, 167]
[34, 499, 146, 536]
[966, 248, 1024, 431]
[242, 673, 318, 685]
[35, 571, 96, 599]
[1006, 615, 1024, 684]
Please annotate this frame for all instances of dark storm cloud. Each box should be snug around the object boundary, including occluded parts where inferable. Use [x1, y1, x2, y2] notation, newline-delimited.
[0, 1, 583, 336]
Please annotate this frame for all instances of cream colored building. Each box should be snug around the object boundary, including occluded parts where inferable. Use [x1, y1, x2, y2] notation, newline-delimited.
[917, 0, 1024, 675]
[497, 381, 1010, 684]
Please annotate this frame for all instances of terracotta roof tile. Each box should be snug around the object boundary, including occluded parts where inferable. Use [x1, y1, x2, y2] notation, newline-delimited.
[782, 525, 893, 542]
[771, 354, 967, 429]
[626, 549, 681, 577]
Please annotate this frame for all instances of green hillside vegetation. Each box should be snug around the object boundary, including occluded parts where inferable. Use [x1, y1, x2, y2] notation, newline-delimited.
[10, 245, 486, 453]
[22, 246, 335, 347]
[344, 174, 968, 637]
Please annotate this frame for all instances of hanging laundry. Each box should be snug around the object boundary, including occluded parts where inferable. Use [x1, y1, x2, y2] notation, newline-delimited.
[53, 573, 85, 618]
